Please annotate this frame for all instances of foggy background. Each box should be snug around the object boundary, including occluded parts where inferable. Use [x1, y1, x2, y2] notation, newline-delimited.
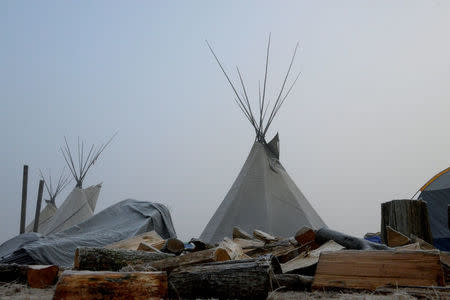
[1, 1, 450, 243]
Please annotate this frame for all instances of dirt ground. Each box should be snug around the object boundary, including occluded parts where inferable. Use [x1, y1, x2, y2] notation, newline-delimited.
[0, 283, 55, 300]
[1, 283, 447, 300]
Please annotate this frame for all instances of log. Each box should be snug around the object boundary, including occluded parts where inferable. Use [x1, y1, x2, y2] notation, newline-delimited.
[104, 231, 164, 250]
[168, 255, 280, 300]
[161, 238, 185, 255]
[74, 247, 172, 271]
[312, 250, 445, 291]
[386, 225, 411, 247]
[233, 226, 253, 240]
[281, 240, 344, 274]
[253, 229, 278, 243]
[381, 199, 433, 244]
[27, 265, 59, 288]
[53, 270, 167, 300]
[148, 246, 232, 273]
[294, 226, 315, 245]
[272, 274, 313, 291]
[315, 228, 391, 250]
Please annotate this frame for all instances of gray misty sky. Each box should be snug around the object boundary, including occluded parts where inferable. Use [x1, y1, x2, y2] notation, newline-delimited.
[1, 1, 450, 243]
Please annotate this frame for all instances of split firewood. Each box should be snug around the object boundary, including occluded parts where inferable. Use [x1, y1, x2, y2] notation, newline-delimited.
[253, 229, 278, 243]
[276, 241, 319, 264]
[188, 238, 214, 252]
[161, 238, 185, 255]
[232, 226, 254, 240]
[233, 238, 265, 250]
[53, 270, 167, 300]
[148, 246, 237, 273]
[245, 239, 296, 258]
[386, 225, 411, 247]
[294, 226, 316, 245]
[74, 247, 172, 271]
[137, 242, 164, 253]
[281, 240, 344, 274]
[217, 237, 244, 260]
[27, 265, 59, 288]
[312, 250, 445, 291]
[104, 230, 164, 250]
[272, 274, 313, 291]
[168, 255, 281, 300]
[315, 227, 391, 250]
[410, 234, 435, 250]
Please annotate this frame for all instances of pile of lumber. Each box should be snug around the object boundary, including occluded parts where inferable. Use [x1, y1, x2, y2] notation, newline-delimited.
[1, 227, 449, 299]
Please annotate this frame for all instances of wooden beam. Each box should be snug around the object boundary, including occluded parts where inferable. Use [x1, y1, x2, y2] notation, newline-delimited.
[20, 165, 28, 234]
[32, 180, 44, 232]
[312, 250, 445, 291]
[53, 270, 167, 300]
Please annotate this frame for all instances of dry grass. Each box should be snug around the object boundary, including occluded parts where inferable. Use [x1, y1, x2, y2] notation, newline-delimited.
[267, 291, 418, 300]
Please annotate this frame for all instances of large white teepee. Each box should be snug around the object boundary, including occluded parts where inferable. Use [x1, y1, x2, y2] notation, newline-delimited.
[39, 136, 114, 235]
[26, 168, 70, 233]
[200, 38, 326, 244]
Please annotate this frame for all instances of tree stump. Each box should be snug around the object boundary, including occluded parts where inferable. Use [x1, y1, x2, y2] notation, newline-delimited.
[381, 199, 433, 244]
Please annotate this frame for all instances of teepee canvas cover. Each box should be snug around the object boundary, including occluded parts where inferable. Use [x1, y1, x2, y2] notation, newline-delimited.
[201, 38, 326, 243]
[26, 203, 57, 233]
[201, 138, 326, 244]
[40, 184, 101, 235]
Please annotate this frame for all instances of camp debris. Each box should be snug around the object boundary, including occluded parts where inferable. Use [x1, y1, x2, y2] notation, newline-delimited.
[1, 224, 448, 299]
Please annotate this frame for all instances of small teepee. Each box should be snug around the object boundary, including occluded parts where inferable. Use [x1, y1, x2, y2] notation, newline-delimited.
[40, 136, 114, 235]
[200, 38, 326, 244]
[26, 168, 71, 233]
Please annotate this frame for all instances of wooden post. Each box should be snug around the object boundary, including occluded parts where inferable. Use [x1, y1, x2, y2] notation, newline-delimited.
[33, 180, 44, 232]
[20, 165, 28, 234]
[381, 199, 433, 244]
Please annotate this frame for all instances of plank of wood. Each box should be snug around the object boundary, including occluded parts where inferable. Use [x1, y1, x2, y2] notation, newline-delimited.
[74, 247, 172, 271]
[312, 250, 444, 291]
[53, 270, 167, 300]
[281, 240, 344, 274]
[253, 229, 278, 243]
[386, 225, 411, 247]
[27, 265, 59, 288]
[104, 231, 164, 250]
[294, 226, 315, 246]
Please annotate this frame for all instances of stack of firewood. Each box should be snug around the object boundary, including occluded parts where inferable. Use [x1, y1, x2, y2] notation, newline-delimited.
[1, 226, 449, 299]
